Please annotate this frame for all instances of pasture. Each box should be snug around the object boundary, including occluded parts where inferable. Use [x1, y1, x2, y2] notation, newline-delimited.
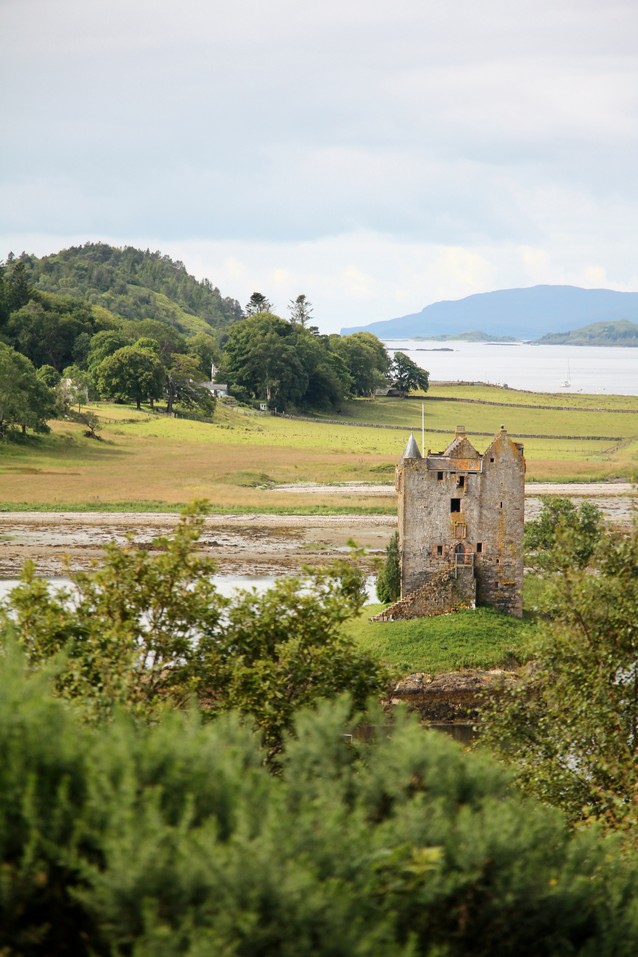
[0, 384, 636, 510]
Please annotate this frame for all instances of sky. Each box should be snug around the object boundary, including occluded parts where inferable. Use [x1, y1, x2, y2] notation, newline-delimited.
[1, 0, 637, 334]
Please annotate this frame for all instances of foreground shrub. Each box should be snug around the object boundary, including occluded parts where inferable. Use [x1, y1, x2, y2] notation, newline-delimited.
[1, 503, 388, 756]
[2, 650, 638, 957]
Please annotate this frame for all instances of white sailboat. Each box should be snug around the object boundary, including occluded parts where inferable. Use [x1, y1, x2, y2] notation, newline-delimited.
[561, 360, 571, 388]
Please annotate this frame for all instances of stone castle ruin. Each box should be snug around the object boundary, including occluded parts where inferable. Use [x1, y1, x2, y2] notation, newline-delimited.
[375, 425, 525, 621]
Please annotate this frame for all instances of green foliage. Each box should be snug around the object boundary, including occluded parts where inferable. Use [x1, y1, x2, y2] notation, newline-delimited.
[2, 661, 638, 957]
[525, 495, 604, 570]
[221, 315, 388, 411]
[20, 243, 242, 333]
[164, 353, 215, 415]
[86, 328, 132, 369]
[1, 504, 387, 754]
[330, 331, 390, 396]
[287, 292, 313, 327]
[221, 312, 308, 407]
[0, 342, 56, 436]
[186, 329, 219, 376]
[35, 364, 61, 388]
[245, 290, 273, 315]
[376, 530, 401, 602]
[95, 344, 165, 409]
[482, 520, 638, 838]
[4, 291, 107, 371]
[390, 351, 430, 395]
[538, 319, 638, 346]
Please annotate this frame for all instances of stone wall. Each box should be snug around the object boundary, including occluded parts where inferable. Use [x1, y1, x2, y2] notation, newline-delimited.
[372, 564, 476, 622]
[396, 426, 525, 619]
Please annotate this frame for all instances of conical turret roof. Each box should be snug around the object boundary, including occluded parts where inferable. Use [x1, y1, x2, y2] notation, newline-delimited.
[402, 434, 421, 459]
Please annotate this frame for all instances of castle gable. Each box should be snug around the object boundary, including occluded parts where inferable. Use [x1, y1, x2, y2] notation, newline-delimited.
[483, 427, 525, 466]
[442, 435, 481, 460]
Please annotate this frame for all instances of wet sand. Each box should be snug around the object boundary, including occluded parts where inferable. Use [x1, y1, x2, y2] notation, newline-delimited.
[0, 483, 634, 578]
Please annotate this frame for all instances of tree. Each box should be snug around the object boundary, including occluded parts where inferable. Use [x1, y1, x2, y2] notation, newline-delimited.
[60, 363, 93, 412]
[187, 330, 219, 377]
[5, 296, 95, 371]
[331, 332, 390, 396]
[2, 504, 387, 754]
[221, 313, 307, 407]
[288, 293, 313, 327]
[164, 353, 215, 415]
[2, 659, 638, 957]
[36, 364, 61, 389]
[95, 344, 165, 409]
[0, 343, 56, 436]
[390, 351, 429, 395]
[482, 520, 638, 839]
[245, 291, 273, 315]
[376, 531, 401, 602]
[2, 258, 32, 313]
[525, 496, 604, 571]
[86, 329, 132, 372]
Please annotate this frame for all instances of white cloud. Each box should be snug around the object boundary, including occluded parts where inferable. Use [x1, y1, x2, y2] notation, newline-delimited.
[1, 0, 637, 330]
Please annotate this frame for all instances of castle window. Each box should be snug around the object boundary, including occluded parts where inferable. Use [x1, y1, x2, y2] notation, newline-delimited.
[450, 498, 461, 513]
[490, 457, 495, 463]
[500, 502, 503, 508]
[436, 545, 443, 555]
[457, 475, 465, 488]
[476, 542, 483, 553]
[437, 471, 443, 480]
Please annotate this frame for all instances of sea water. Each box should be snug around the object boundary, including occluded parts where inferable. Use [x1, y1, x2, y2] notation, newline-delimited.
[383, 340, 638, 395]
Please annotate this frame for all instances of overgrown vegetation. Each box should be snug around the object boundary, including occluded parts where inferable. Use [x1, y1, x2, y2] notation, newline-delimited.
[376, 530, 401, 602]
[0, 504, 388, 756]
[3, 656, 638, 957]
[482, 510, 638, 840]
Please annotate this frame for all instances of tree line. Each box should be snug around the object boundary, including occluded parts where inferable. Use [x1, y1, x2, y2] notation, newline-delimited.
[0, 249, 429, 435]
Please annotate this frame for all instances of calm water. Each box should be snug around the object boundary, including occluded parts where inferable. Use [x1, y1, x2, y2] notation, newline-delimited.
[383, 340, 638, 395]
[0, 574, 379, 603]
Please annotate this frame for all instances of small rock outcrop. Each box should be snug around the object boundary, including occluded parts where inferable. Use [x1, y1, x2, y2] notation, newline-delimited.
[391, 669, 518, 722]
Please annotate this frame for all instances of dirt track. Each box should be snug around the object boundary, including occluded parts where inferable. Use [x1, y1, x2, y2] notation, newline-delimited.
[0, 483, 634, 578]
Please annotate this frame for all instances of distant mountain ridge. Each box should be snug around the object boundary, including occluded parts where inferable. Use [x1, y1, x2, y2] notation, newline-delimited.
[341, 285, 638, 341]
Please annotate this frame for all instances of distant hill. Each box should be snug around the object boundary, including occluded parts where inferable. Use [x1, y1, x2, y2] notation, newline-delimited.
[536, 319, 638, 347]
[19, 243, 242, 337]
[341, 285, 638, 341]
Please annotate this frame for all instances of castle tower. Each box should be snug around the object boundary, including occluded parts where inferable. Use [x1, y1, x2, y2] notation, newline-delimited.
[390, 425, 525, 619]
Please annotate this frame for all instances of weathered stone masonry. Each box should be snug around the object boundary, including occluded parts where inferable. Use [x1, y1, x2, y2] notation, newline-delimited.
[375, 425, 525, 621]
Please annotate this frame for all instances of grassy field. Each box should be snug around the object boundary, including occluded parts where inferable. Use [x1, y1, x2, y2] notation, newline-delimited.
[0, 384, 636, 509]
[345, 604, 536, 674]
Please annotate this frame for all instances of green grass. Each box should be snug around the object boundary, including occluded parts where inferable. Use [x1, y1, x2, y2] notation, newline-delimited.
[346, 604, 536, 674]
[0, 501, 393, 515]
[0, 385, 636, 509]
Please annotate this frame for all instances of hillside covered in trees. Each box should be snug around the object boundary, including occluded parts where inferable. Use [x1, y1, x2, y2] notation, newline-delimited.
[17, 243, 243, 336]
[536, 318, 638, 346]
[0, 245, 403, 434]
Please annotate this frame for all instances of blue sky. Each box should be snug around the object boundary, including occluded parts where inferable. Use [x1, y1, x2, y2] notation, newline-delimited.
[2, 0, 637, 333]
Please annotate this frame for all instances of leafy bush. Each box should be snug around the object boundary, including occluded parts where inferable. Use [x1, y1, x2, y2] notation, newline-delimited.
[483, 520, 638, 838]
[1, 503, 388, 756]
[2, 657, 638, 957]
[376, 530, 401, 603]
